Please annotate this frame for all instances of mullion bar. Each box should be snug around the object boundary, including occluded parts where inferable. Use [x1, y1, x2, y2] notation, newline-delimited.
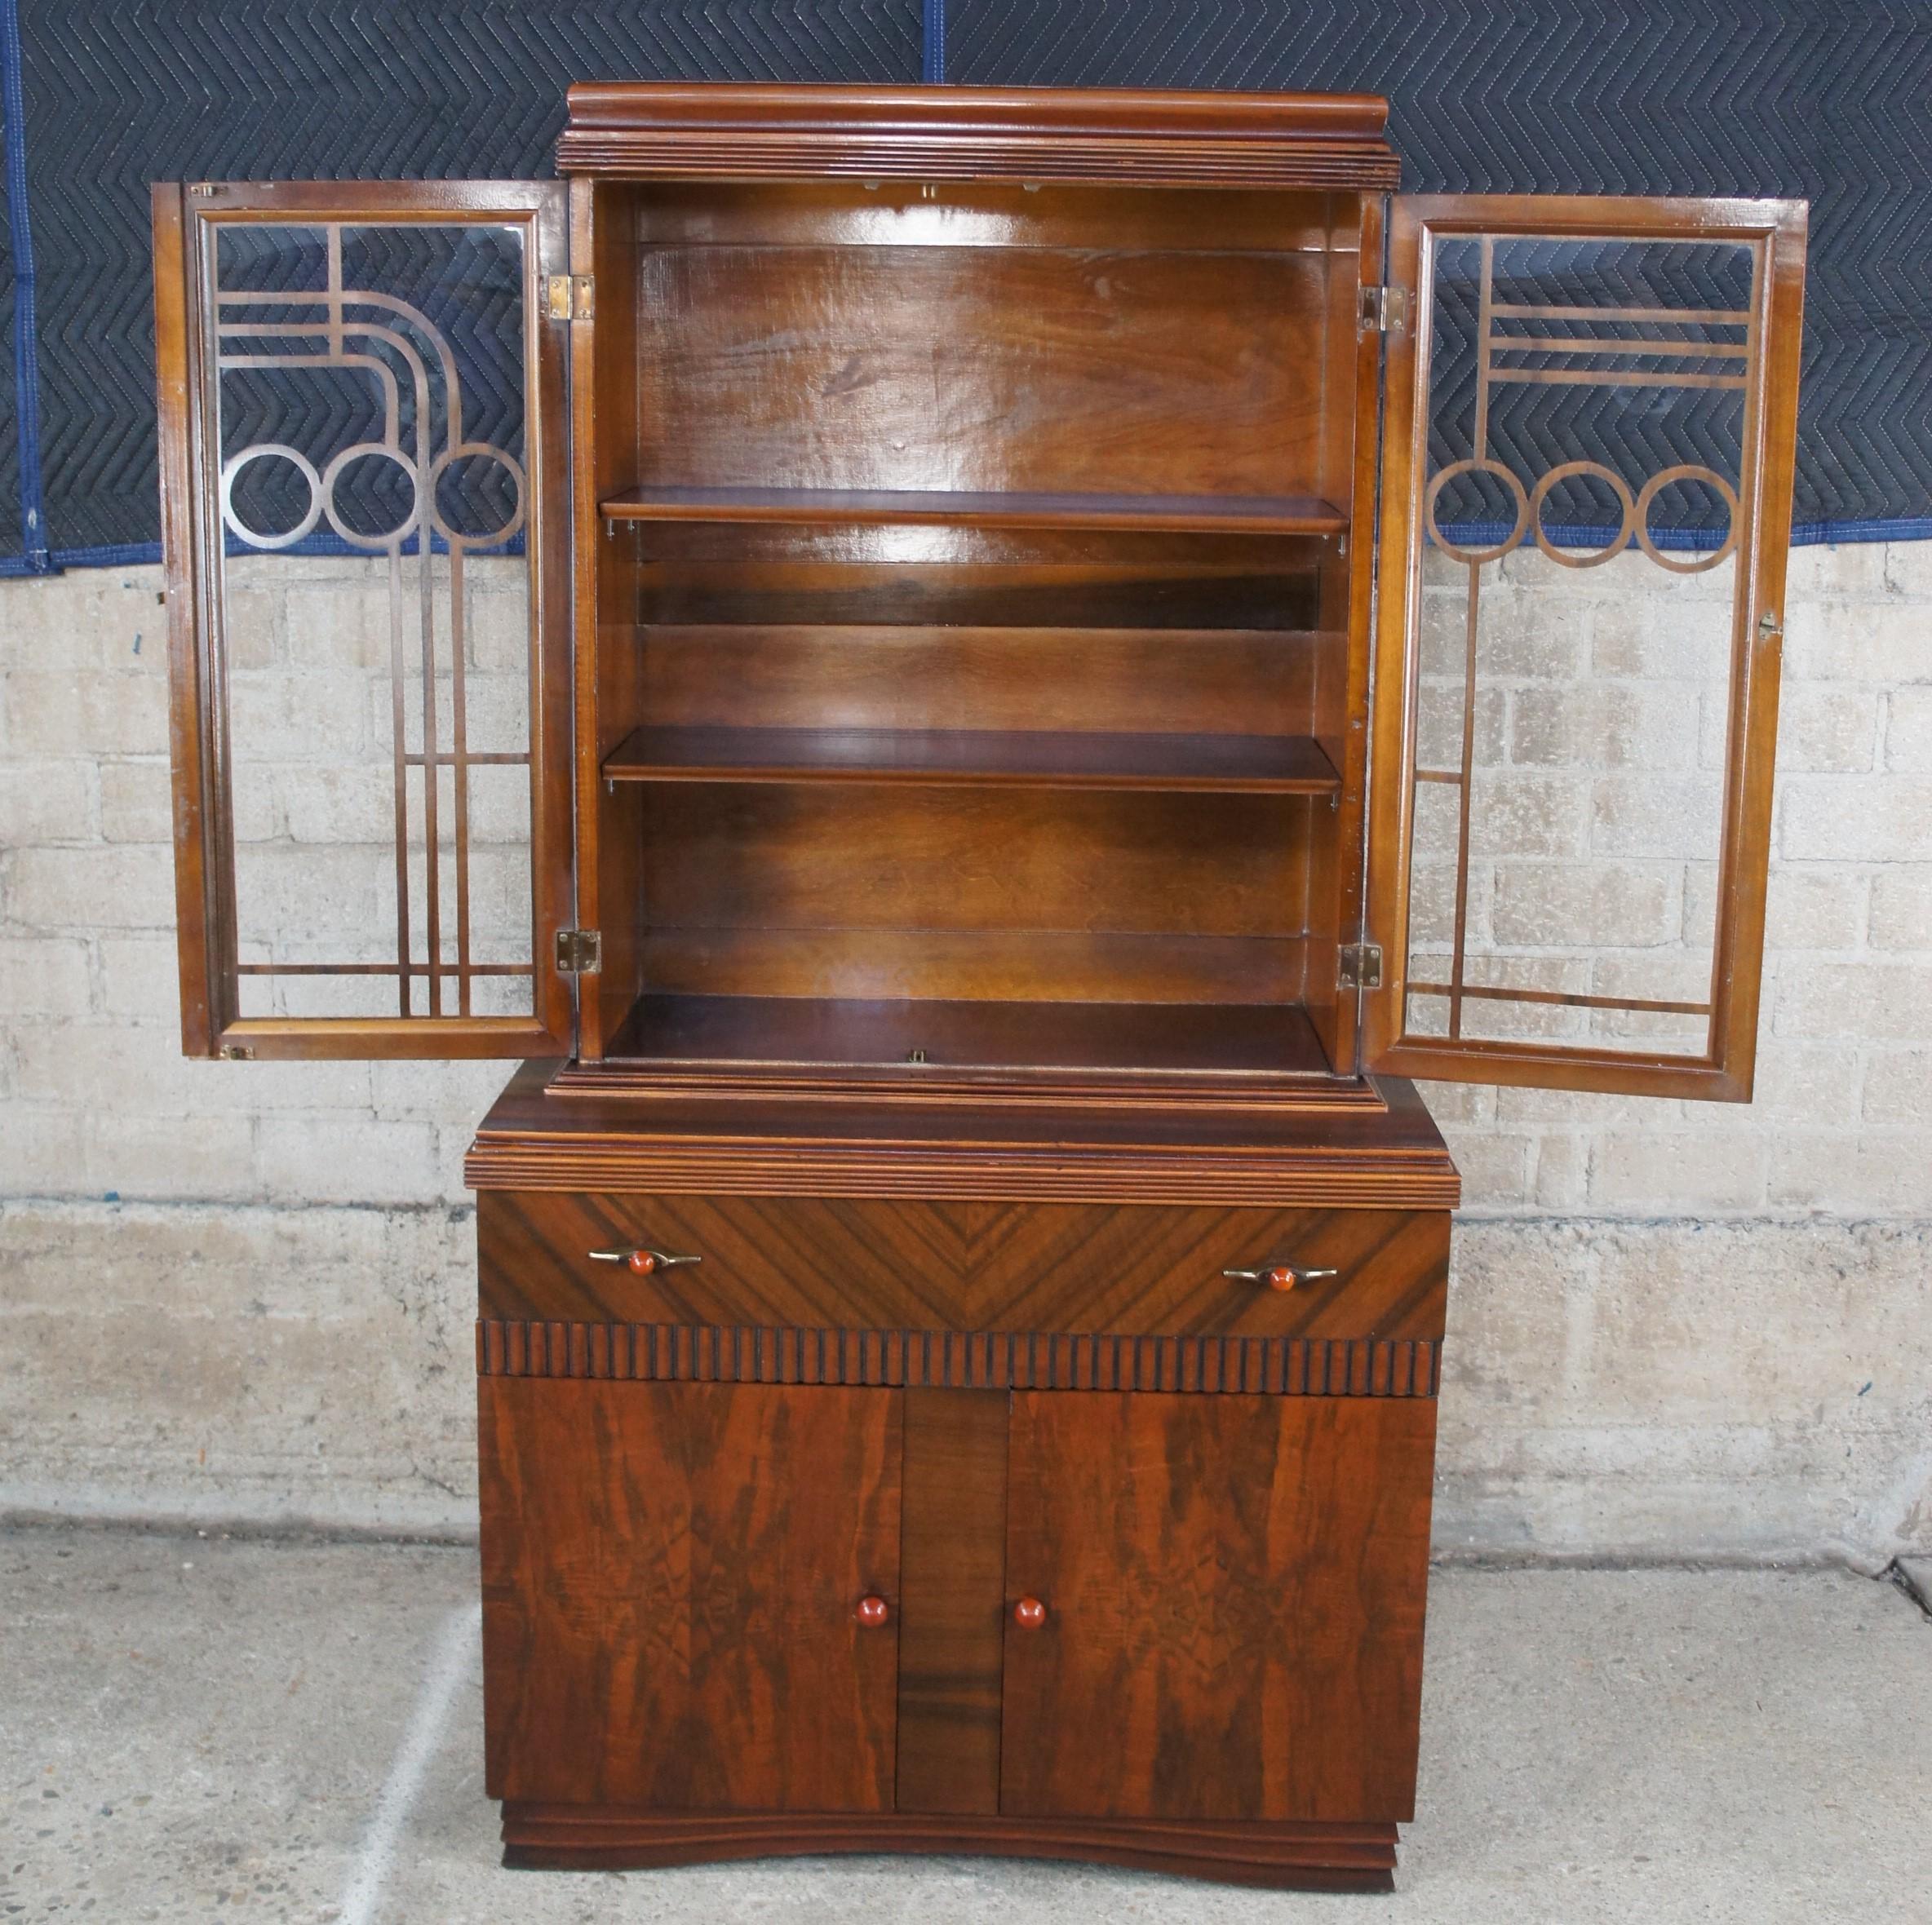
[416, 447, 442, 1020]
[1407, 981, 1710, 1016]
[1490, 367, 1747, 390]
[236, 962, 532, 976]
[1489, 301, 1749, 326]
[451, 546, 472, 1016]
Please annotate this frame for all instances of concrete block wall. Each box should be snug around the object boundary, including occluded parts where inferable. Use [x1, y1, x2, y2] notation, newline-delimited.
[1, 547, 1928, 1561]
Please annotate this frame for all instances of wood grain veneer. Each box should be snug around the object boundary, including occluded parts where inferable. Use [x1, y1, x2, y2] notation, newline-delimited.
[481, 1379, 902, 1811]
[476, 1192, 1449, 1339]
[1001, 1392, 1435, 1823]
[894, 1389, 1008, 1814]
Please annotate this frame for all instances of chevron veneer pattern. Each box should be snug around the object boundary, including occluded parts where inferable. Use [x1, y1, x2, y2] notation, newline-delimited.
[477, 1193, 1448, 1339]
[476, 1321, 1442, 1397]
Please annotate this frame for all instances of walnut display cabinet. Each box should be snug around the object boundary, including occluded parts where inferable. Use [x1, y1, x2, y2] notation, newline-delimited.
[152, 86, 1805, 1891]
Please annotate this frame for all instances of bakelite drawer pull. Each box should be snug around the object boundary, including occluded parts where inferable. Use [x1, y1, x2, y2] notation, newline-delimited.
[587, 1246, 702, 1276]
[855, 1595, 890, 1627]
[1013, 1597, 1048, 1629]
[1221, 1262, 1340, 1293]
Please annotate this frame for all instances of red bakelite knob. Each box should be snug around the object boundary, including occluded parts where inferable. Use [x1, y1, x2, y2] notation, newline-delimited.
[856, 1595, 890, 1626]
[1265, 1265, 1297, 1291]
[626, 1250, 658, 1275]
[1013, 1597, 1048, 1629]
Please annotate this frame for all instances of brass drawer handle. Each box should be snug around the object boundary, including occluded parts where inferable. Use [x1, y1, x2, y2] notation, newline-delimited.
[1221, 1263, 1340, 1294]
[588, 1247, 702, 1277]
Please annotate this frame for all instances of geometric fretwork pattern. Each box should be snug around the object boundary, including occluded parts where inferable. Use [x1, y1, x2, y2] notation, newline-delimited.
[1402, 231, 1764, 1057]
[215, 222, 535, 1021]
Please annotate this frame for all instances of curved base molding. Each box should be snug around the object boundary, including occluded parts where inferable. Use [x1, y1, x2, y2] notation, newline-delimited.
[499, 1803, 1400, 1892]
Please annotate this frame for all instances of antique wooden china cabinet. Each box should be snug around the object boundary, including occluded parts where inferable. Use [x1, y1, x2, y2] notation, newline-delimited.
[153, 86, 1803, 1891]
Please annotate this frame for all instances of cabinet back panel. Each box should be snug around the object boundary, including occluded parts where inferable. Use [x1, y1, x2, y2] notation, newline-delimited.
[635, 560, 1323, 631]
[635, 245, 1329, 498]
[630, 182, 1351, 256]
[638, 930, 1305, 1007]
[634, 626, 1320, 737]
[640, 787, 1310, 938]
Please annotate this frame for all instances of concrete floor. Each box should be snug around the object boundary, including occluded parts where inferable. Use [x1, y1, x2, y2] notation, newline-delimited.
[2, 1530, 1927, 1925]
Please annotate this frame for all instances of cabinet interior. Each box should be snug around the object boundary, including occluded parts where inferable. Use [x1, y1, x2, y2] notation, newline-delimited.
[582, 180, 1370, 1088]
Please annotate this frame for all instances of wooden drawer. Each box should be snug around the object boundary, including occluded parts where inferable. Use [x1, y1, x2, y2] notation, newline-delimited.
[477, 1193, 1447, 1342]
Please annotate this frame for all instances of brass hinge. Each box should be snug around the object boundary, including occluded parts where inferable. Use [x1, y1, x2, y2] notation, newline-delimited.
[1358, 285, 1411, 335]
[1339, 942, 1384, 990]
[544, 274, 594, 321]
[555, 927, 602, 974]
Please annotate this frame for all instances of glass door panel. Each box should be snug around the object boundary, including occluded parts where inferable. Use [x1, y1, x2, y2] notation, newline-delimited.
[1366, 197, 1806, 1099]
[155, 182, 573, 1058]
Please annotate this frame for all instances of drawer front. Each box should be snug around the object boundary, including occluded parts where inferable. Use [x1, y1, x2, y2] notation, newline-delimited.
[478, 1193, 1447, 1343]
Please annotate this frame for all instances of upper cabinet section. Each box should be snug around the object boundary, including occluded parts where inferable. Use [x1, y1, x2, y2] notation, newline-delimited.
[153, 182, 575, 1060]
[554, 82, 1401, 189]
[1365, 197, 1806, 1100]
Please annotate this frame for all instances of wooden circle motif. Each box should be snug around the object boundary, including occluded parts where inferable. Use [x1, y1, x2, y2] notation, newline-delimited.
[219, 443, 323, 551]
[1529, 460, 1636, 569]
[1425, 458, 1530, 566]
[427, 441, 528, 551]
[321, 441, 421, 551]
[1635, 465, 1740, 575]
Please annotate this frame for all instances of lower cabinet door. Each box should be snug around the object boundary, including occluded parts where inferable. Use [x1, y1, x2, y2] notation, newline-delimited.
[480, 1378, 903, 1811]
[1000, 1391, 1436, 1823]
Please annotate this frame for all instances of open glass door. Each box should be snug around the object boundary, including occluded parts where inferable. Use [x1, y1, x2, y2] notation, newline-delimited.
[1364, 197, 1806, 1099]
[153, 181, 574, 1059]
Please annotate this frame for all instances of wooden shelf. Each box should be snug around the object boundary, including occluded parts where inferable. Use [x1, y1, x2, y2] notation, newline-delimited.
[598, 485, 1348, 536]
[602, 993, 1334, 1082]
[603, 724, 1340, 794]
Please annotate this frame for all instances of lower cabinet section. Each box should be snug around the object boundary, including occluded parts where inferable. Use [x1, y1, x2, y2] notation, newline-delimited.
[479, 1370, 1438, 1884]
